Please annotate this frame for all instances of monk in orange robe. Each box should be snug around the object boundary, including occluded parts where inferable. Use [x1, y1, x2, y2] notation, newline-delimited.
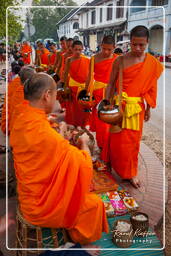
[20, 41, 32, 65]
[37, 43, 50, 66]
[59, 38, 74, 81]
[105, 25, 163, 188]
[48, 42, 57, 71]
[10, 73, 108, 244]
[1, 65, 22, 134]
[58, 38, 74, 121]
[86, 35, 117, 150]
[9, 67, 35, 132]
[54, 36, 67, 77]
[1, 67, 35, 135]
[63, 40, 90, 127]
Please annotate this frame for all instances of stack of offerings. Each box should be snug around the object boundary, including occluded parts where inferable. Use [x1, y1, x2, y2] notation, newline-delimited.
[100, 192, 127, 217]
[100, 190, 139, 217]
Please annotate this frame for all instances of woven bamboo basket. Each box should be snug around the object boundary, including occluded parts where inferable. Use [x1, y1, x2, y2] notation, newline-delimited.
[130, 212, 149, 236]
[112, 219, 133, 248]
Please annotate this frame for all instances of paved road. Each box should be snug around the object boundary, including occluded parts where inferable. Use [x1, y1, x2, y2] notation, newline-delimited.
[148, 68, 170, 139]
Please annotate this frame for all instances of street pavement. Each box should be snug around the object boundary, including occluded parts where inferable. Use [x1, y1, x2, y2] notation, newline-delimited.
[149, 68, 171, 139]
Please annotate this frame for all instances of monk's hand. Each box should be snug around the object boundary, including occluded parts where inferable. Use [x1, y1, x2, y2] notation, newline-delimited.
[48, 113, 58, 124]
[59, 121, 67, 137]
[144, 108, 151, 122]
[79, 133, 90, 146]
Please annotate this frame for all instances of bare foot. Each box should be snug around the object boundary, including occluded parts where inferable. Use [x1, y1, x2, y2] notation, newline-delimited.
[82, 244, 101, 256]
[129, 177, 141, 189]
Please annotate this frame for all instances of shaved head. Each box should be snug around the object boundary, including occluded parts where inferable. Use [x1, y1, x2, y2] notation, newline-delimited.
[24, 73, 56, 101]
[19, 66, 35, 84]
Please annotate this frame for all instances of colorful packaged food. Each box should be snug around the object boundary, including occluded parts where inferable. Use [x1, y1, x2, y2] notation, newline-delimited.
[123, 197, 139, 210]
[107, 191, 121, 200]
[104, 202, 115, 217]
[100, 193, 110, 202]
[110, 199, 128, 215]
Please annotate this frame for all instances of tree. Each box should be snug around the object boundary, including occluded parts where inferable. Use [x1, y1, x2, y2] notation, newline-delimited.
[0, 0, 23, 44]
[30, 0, 77, 42]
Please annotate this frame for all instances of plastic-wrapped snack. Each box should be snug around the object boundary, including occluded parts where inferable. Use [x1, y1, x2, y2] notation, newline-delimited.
[110, 199, 128, 216]
[100, 193, 110, 202]
[104, 202, 115, 217]
[107, 191, 121, 200]
[123, 197, 139, 210]
[118, 190, 131, 199]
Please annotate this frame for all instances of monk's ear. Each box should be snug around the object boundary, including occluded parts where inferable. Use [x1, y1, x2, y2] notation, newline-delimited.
[43, 89, 51, 101]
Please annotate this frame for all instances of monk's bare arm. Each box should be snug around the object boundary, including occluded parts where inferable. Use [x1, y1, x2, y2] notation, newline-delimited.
[105, 57, 120, 101]
[144, 103, 151, 122]
[85, 57, 92, 91]
[63, 58, 70, 86]
[54, 52, 59, 70]
[55, 54, 62, 74]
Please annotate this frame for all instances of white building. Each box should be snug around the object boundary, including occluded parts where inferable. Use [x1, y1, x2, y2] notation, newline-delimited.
[57, 8, 80, 40]
[128, 0, 171, 55]
[77, 0, 129, 51]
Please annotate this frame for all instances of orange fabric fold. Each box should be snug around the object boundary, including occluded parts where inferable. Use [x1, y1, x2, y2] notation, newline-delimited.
[103, 53, 163, 179]
[48, 52, 57, 66]
[90, 54, 118, 149]
[10, 104, 108, 243]
[40, 49, 50, 65]
[66, 56, 90, 127]
[1, 76, 22, 134]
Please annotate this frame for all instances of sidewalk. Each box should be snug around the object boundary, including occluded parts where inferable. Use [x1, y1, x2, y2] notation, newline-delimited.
[165, 62, 171, 69]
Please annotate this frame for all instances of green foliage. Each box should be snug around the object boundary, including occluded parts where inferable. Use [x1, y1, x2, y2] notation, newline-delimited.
[0, 0, 23, 44]
[30, 0, 77, 42]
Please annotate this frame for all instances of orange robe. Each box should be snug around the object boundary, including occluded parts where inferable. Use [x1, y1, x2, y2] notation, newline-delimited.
[10, 104, 108, 244]
[40, 48, 50, 65]
[20, 45, 32, 64]
[66, 56, 90, 127]
[9, 83, 25, 131]
[1, 76, 22, 134]
[48, 52, 57, 66]
[90, 54, 118, 149]
[107, 53, 163, 179]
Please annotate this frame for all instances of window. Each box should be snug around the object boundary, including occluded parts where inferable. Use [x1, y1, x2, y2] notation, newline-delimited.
[107, 4, 113, 21]
[100, 8, 103, 22]
[86, 13, 89, 27]
[91, 10, 96, 25]
[152, 0, 168, 5]
[73, 22, 79, 29]
[130, 0, 146, 13]
[116, 0, 124, 18]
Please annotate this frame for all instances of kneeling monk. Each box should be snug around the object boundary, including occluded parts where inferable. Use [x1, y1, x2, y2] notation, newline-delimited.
[10, 73, 108, 244]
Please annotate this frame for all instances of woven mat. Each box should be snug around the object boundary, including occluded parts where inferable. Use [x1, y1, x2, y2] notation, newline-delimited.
[93, 215, 164, 255]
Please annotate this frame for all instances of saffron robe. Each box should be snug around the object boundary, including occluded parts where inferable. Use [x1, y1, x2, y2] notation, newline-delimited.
[48, 52, 57, 66]
[1, 76, 22, 134]
[40, 48, 50, 65]
[107, 53, 163, 179]
[90, 54, 118, 149]
[66, 56, 90, 127]
[10, 105, 108, 244]
[20, 44, 32, 64]
[9, 84, 25, 131]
